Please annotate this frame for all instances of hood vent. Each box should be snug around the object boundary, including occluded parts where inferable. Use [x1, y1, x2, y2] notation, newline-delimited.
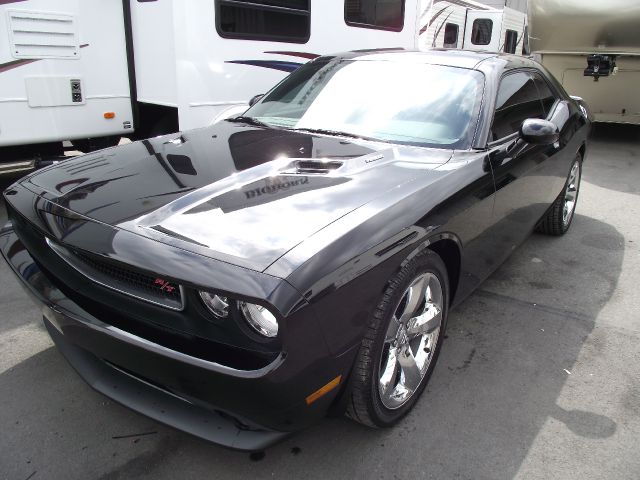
[294, 160, 344, 174]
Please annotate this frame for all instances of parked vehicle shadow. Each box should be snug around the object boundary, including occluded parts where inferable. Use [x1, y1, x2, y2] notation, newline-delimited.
[0, 211, 623, 480]
[585, 123, 640, 196]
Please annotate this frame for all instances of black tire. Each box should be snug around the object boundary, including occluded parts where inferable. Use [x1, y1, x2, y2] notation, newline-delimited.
[346, 249, 449, 427]
[537, 154, 582, 236]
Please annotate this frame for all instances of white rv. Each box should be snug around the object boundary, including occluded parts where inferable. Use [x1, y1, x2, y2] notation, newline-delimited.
[0, 0, 133, 173]
[0, 0, 421, 174]
[419, 0, 527, 54]
[528, 0, 640, 124]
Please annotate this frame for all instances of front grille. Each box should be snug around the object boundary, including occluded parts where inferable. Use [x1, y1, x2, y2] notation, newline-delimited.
[46, 238, 184, 311]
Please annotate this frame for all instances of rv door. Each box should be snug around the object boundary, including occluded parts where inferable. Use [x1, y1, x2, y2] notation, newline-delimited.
[463, 11, 502, 52]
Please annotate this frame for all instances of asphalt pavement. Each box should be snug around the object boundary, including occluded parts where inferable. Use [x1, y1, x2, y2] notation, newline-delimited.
[0, 124, 638, 480]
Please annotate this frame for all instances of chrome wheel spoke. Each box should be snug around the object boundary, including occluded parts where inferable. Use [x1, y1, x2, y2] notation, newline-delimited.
[384, 316, 400, 343]
[562, 162, 580, 226]
[385, 316, 401, 343]
[379, 272, 444, 410]
[398, 345, 421, 393]
[407, 307, 442, 336]
[379, 347, 399, 402]
[397, 276, 427, 324]
[426, 275, 443, 306]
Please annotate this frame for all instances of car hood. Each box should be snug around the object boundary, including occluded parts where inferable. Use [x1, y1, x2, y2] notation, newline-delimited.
[18, 122, 452, 272]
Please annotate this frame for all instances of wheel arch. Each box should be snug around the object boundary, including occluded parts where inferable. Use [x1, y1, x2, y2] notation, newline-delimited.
[578, 143, 586, 161]
[427, 237, 461, 306]
[327, 231, 463, 417]
[401, 232, 463, 307]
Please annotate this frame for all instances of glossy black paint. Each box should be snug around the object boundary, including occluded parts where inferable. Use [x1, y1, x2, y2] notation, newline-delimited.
[520, 118, 560, 145]
[1, 50, 590, 450]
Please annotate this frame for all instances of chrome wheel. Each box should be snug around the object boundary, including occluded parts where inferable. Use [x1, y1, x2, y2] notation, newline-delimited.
[378, 272, 443, 410]
[563, 161, 581, 227]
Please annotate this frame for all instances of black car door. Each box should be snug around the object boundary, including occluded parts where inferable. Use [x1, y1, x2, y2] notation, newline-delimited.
[486, 70, 563, 265]
[531, 71, 580, 200]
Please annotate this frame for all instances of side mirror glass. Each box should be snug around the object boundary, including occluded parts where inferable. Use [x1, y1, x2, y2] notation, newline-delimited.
[249, 94, 264, 107]
[520, 118, 559, 145]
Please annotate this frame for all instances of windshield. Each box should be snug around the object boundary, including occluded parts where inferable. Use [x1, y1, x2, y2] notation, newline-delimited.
[243, 57, 485, 148]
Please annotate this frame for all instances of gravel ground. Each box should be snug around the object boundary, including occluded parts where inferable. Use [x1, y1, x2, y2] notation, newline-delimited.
[0, 124, 638, 480]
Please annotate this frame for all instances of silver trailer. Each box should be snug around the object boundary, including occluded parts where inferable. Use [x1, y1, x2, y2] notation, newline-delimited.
[528, 0, 640, 124]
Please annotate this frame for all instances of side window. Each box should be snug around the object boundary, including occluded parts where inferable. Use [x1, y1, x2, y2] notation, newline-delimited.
[443, 23, 459, 48]
[491, 72, 545, 140]
[471, 19, 492, 45]
[531, 73, 558, 116]
[504, 29, 518, 54]
[345, 0, 405, 31]
[216, 0, 310, 43]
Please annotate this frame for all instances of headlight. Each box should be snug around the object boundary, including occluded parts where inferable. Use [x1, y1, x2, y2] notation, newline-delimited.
[199, 291, 229, 318]
[239, 301, 278, 338]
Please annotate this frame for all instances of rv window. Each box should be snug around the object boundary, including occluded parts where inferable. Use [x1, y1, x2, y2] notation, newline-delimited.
[531, 73, 558, 116]
[216, 0, 310, 43]
[504, 30, 518, 54]
[521, 25, 530, 55]
[345, 0, 405, 32]
[491, 71, 545, 140]
[443, 23, 459, 48]
[471, 19, 492, 46]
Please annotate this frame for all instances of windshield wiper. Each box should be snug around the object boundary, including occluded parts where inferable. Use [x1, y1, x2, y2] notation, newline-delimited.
[226, 116, 271, 128]
[290, 127, 372, 140]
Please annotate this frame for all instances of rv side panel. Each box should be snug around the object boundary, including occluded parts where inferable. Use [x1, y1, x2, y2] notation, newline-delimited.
[0, 0, 133, 147]
[166, 0, 421, 131]
[498, 7, 526, 54]
[462, 10, 502, 52]
[129, 0, 177, 108]
[418, 1, 469, 50]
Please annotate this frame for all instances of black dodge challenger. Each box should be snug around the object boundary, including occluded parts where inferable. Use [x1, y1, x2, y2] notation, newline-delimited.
[1, 50, 591, 450]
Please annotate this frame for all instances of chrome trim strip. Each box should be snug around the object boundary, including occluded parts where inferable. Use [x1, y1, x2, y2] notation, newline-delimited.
[45, 237, 186, 311]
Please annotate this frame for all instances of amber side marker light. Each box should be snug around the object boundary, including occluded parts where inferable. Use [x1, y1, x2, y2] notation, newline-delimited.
[104, 112, 115, 119]
[305, 375, 342, 405]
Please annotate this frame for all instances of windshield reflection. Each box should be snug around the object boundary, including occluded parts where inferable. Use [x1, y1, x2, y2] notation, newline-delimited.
[246, 58, 484, 148]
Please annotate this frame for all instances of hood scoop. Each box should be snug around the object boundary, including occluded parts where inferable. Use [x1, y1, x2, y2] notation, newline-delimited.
[279, 151, 390, 176]
[294, 159, 344, 174]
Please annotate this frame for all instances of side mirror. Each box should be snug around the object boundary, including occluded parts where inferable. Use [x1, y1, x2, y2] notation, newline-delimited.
[520, 118, 559, 145]
[249, 94, 264, 107]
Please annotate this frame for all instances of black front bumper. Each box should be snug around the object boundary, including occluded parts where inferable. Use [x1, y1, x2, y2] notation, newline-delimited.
[43, 315, 287, 450]
[1, 226, 357, 450]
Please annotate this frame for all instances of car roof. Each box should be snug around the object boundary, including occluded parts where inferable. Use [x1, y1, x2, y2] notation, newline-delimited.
[328, 48, 539, 72]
